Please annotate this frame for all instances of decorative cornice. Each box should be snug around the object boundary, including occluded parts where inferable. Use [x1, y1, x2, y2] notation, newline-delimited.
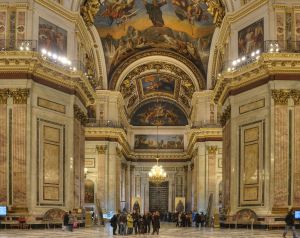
[74, 104, 87, 125]
[96, 145, 107, 154]
[212, 53, 300, 105]
[0, 51, 95, 106]
[272, 89, 290, 105]
[207, 145, 218, 154]
[10, 88, 29, 104]
[220, 105, 231, 126]
[0, 88, 9, 104]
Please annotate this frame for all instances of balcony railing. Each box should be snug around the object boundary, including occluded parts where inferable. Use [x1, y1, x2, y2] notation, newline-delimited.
[86, 118, 125, 130]
[222, 40, 300, 73]
[191, 120, 221, 129]
[0, 39, 87, 74]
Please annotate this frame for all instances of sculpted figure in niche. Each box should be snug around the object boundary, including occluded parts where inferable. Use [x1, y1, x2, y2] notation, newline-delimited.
[144, 0, 167, 27]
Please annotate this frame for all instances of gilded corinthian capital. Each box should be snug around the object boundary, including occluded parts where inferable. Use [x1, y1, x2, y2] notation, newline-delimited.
[271, 89, 290, 105]
[10, 88, 30, 104]
[290, 90, 300, 105]
[0, 89, 9, 104]
[96, 145, 107, 154]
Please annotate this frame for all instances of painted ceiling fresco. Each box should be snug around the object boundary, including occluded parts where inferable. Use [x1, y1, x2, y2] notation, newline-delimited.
[141, 73, 175, 96]
[118, 62, 196, 116]
[94, 0, 215, 82]
[131, 100, 188, 126]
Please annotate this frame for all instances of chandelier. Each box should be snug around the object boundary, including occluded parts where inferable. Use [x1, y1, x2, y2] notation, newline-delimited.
[149, 158, 167, 184]
[148, 99, 167, 184]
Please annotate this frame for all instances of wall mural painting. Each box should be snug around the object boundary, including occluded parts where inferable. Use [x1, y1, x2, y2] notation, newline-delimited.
[130, 101, 188, 126]
[134, 134, 184, 150]
[238, 18, 264, 57]
[94, 0, 215, 82]
[141, 74, 175, 95]
[84, 179, 95, 203]
[38, 17, 67, 55]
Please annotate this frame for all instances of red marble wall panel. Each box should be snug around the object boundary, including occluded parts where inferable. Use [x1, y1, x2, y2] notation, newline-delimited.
[223, 122, 231, 212]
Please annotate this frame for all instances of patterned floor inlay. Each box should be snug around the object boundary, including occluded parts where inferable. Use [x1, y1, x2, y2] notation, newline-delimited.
[0, 223, 295, 238]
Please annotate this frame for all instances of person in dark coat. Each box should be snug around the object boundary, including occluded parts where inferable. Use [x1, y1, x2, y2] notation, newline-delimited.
[194, 212, 200, 227]
[110, 212, 119, 235]
[62, 212, 69, 231]
[152, 211, 160, 235]
[146, 212, 152, 233]
[132, 210, 139, 234]
[283, 209, 298, 238]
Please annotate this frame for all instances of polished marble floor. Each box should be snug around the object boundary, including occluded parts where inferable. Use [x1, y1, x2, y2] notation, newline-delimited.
[0, 223, 295, 238]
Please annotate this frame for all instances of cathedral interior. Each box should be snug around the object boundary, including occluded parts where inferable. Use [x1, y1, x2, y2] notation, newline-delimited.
[0, 0, 300, 233]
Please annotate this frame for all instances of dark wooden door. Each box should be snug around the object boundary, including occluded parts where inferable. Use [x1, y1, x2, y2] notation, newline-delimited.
[149, 181, 169, 213]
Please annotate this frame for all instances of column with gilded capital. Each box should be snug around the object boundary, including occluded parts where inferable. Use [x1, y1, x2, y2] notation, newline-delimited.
[272, 90, 290, 207]
[11, 89, 29, 206]
[0, 89, 9, 204]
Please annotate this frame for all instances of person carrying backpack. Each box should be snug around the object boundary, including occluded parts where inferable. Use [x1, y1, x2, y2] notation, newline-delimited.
[283, 209, 298, 238]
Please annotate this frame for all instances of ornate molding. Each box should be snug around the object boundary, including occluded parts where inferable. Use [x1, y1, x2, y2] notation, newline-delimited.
[74, 104, 87, 125]
[80, 0, 100, 26]
[96, 145, 107, 154]
[220, 105, 231, 126]
[0, 89, 9, 104]
[10, 89, 29, 104]
[271, 89, 290, 105]
[207, 145, 218, 154]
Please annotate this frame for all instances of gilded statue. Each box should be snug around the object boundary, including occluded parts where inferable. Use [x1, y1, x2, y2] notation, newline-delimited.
[81, 0, 101, 26]
[204, 0, 225, 27]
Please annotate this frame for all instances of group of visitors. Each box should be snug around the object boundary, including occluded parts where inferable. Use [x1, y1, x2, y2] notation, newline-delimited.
[175, 212, 193, 227]
[110, 210, 160, 235]
[62, 211, 76, 232]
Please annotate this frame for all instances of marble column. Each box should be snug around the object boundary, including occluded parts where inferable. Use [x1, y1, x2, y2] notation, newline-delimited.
[197, 145, 206, 211]
[11, 89, 29, 206]
[96, 145, 107, 209]
[223, 121, 231, 213]
[130, 165, 135, 210]
[207, 146, 218, 208]
[292, 92, 300, 205]
[186, 164, 192, 211]
[272, 90, 289, 207]
[0, 89, 8, 204]
[125, 162, 131, 209]
[73, 105, 86, 208]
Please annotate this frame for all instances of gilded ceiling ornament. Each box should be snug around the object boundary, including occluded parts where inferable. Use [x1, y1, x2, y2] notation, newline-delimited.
[10, 88, 30, 104]
[290, 90, 300, 105]
[204, 0, 225, 27]
[271, 89, 290, 105]
[81, 0, 100, 26]
[0, 89, 9, 104]
[109, 49, 204, 90]
[120, 78, 135, 98]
